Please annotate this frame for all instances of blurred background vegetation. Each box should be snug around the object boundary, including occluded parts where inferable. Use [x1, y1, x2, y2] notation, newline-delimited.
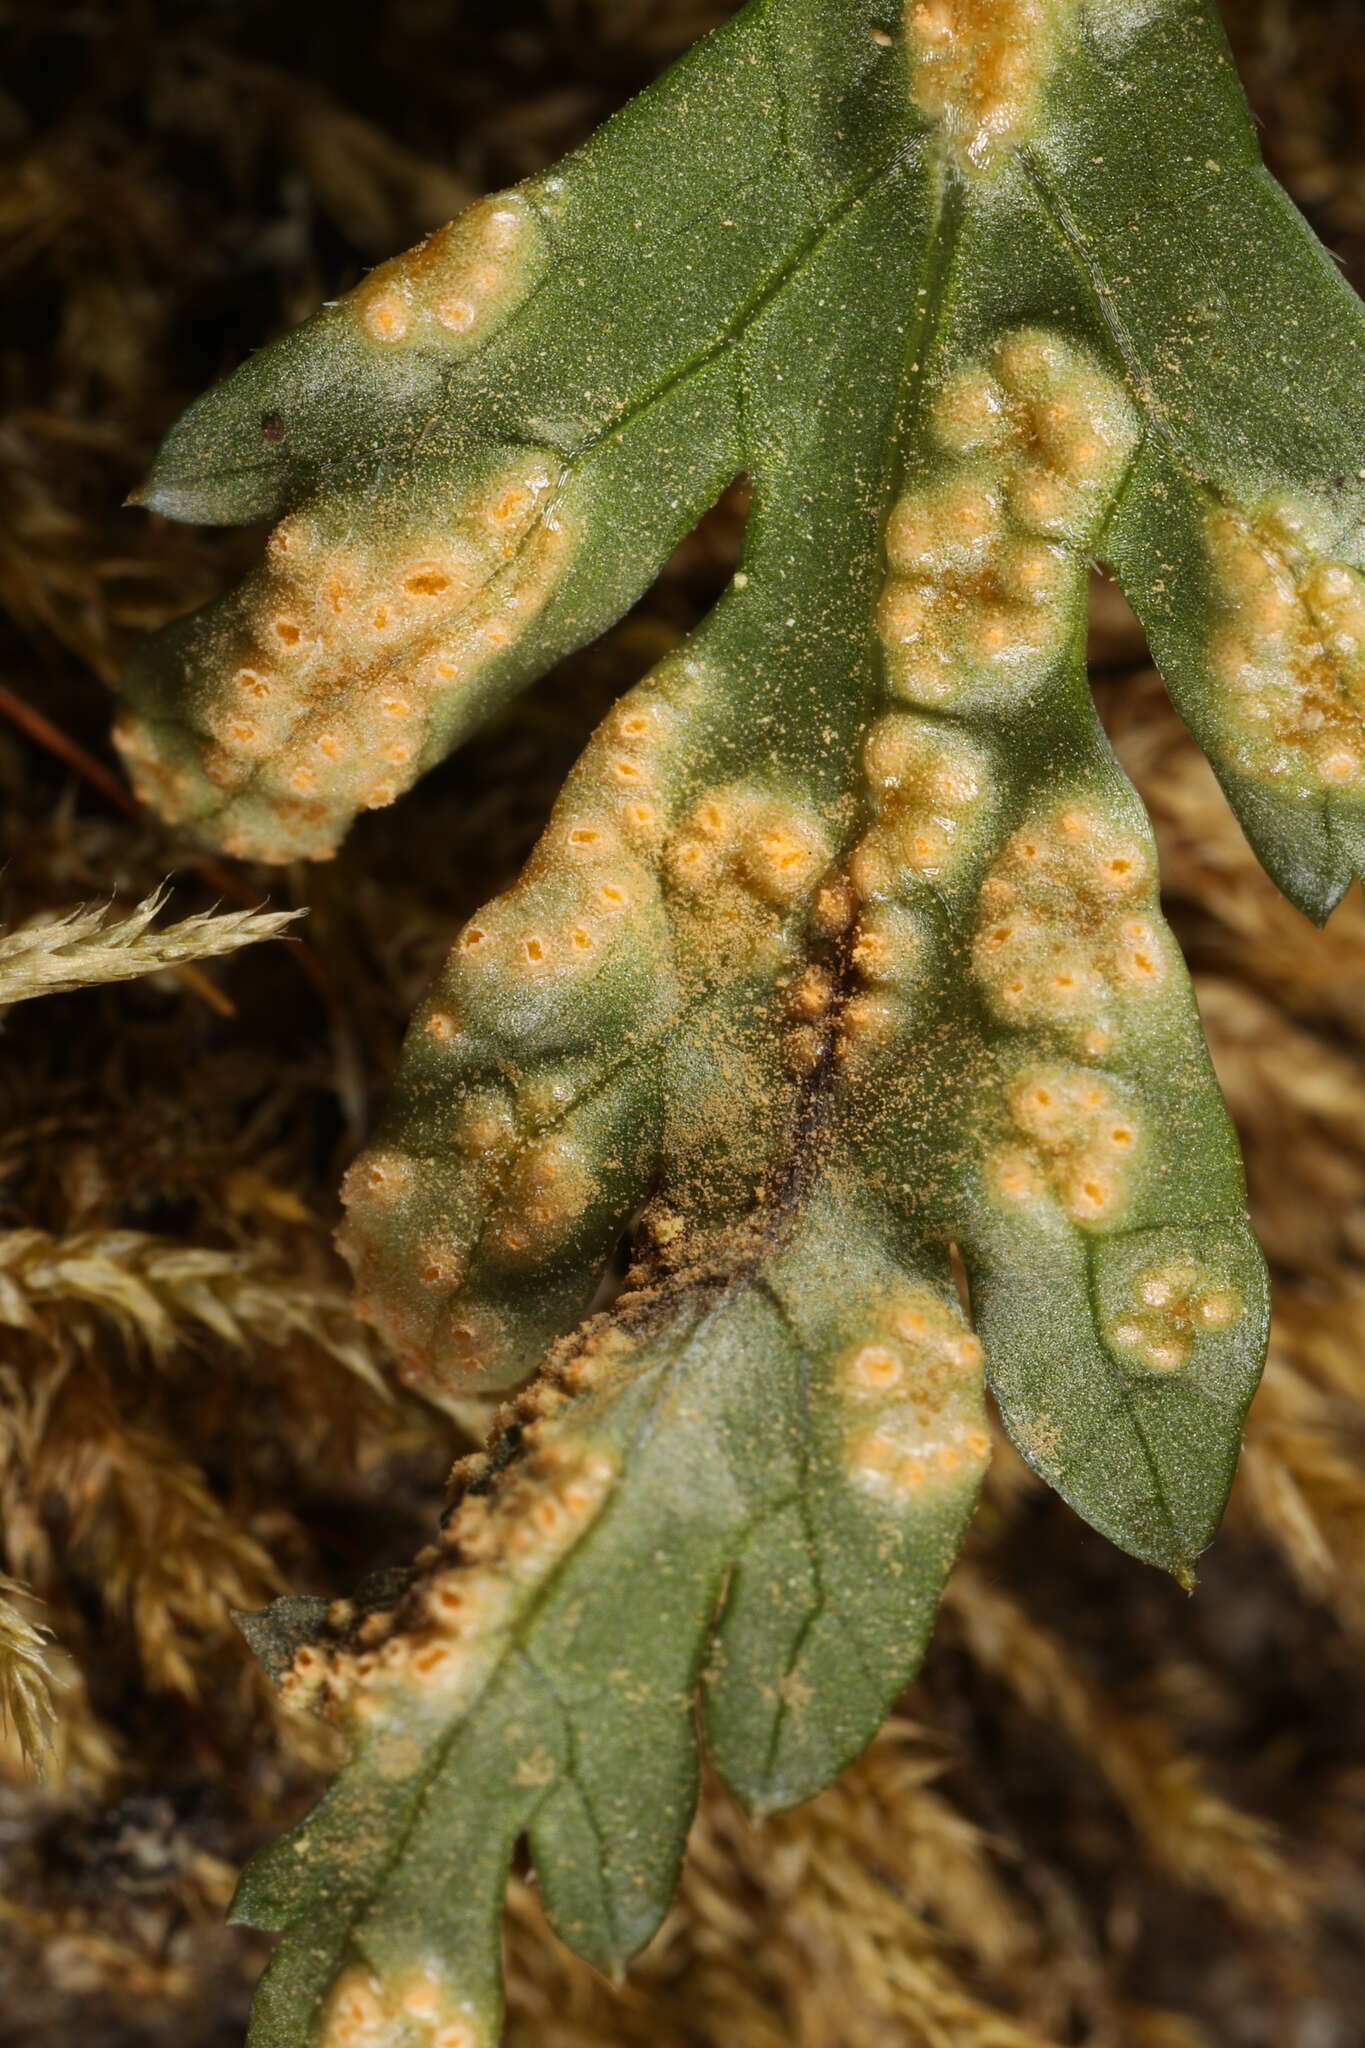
[1, 1, 1364, 2041]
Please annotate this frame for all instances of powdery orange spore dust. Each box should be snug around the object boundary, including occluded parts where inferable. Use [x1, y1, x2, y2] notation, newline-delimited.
[842, 1285, 990, 1506]
[1106, 1257, 1244, 1373]
[319, 1963, 491, 2048]
[851, 714, 994, 900]
[972, 799, 1169, 1051]
[281, 1436, 617, 1753]
[118, 450, 573, 862]
[990, 1063, 1143, 1227]
[1206, 499, 1365, 797]
[906, 0, 1073, 172]
[352, 190, 544, 354]
[878, 330, 1136, 708]
[665, 782, 834, 927]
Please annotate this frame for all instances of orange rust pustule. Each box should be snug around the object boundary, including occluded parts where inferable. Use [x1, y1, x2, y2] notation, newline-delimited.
[1206, 501, 1365, 794]
[972, 800, 1168, 1056]
[115, 451, 571, 863]
[1106, 1257, 1245, 1374]
[352, 190, 543, 353]
[989, 1063, 1143, 1227]
[842, 1284, 990, 1505]
[907, 0, 1073, 172]
[877, 329, 1136, 709]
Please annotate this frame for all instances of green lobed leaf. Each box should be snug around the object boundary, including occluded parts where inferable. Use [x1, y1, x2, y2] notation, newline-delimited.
[237, 1181, 988, 2044]
[119, 0, 1364, 2038]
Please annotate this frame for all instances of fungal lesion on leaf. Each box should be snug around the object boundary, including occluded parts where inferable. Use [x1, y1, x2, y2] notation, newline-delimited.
[320, 1962, 489, 2048]
[116, 446, 574, 860]
[971, 799, 1170, 1056]
[988, 1062, 1144, 1227]
[906, 0, 1076, 173]
[1205, 494, 1365, 797]
[282, 1432, 619, 1732]
[351, 190, 549, 355]
[879, 327, 1137, 708]
[841, 1290, 990, 1505]
[1105, 1254, 1244, 1374]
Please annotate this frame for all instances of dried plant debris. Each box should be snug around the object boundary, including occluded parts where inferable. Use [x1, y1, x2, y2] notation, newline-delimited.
[3, 0, 1365, 2044]
[0, 1227, 386, 1389]
[0, 889, 300, 1007]
[0, 1577, 56, 1773]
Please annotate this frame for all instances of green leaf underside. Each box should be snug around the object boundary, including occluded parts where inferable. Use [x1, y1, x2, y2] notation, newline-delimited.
[120, 0, 1365, 2040]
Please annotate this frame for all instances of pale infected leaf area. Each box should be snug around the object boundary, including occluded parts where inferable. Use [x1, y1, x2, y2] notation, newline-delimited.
[879, 329, 1138, 707]
[906, 0, 1074, 173]
[117, 188, 563, 861]
[972, 802, 1171, 1064]
[118, 444, 569, 861]
[119, 0, 1365, 2040]
[1206, 497, 1365, 793]
[351, 194, 544, 351]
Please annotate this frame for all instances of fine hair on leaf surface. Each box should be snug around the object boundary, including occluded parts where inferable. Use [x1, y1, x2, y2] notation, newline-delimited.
[116, 1, 1365, 2041]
